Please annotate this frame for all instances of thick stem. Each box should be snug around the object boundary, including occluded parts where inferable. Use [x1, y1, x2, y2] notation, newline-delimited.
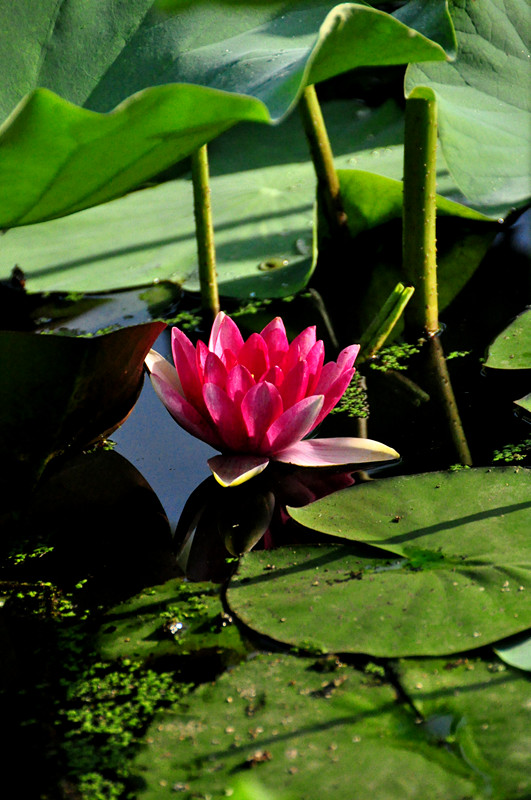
[299, 84, 348, 238]
[402, 87, 438, 335]
[191, 144, 220, 320]
[427, 336, 473, 466]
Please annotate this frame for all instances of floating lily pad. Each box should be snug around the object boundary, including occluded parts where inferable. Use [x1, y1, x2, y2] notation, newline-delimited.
[131, 653, 482, 799]
[96, 578, 245, 662]
[226, 536, 530, 658]
[484, 308, 531, 370]
[396, 656, 531, 798]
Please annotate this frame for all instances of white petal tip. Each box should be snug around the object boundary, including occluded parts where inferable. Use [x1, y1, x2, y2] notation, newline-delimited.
[208, 454, 270, 487]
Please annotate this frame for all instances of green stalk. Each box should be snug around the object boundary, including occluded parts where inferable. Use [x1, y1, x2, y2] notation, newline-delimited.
[402, 87, 439, 335]
[299, 84, 348, 238]
[191, 144, 220, 320]
[358, 282, 415, 361]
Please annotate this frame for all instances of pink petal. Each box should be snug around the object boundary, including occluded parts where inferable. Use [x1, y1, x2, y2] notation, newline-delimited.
[209, 312, 244, 357]
[274, 437, 400, 466]
[282, 326, 317, 372]
[262, 395, 324, 454]
[314, 369, 355, 428]
[262, 364, 284, 389]
[207, 454, 270, 487]
[337, 344, 360, 371]
[220, 348, 238, 371]
[238, 333, 270, 380]
[145, 349, 183, 395]
[203, 383, 248, 451]
[196, 339, 209, 375]
[150, 374, 222, 448]
[204, 352, 228, 390]
[260, 317, 289, 365]
[305, 340, 325, 394]
[280, 359, 309, 408]
[172, 327, 204, 410]
[241, 382, 283, 450]
[226, 364, 255, 405]
[314, 361, 341, 395]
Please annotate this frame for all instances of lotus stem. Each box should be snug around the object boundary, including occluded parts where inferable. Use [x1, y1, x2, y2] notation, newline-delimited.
[299, 84, 348, 238]
[426, 335, 473, 466]
[402, 87, 439, 336]
[359, 282, 415, 362]
[191, 144, 220, 321]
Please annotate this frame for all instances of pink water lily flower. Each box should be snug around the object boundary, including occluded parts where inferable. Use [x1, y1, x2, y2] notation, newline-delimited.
[145, 312, 399, 486]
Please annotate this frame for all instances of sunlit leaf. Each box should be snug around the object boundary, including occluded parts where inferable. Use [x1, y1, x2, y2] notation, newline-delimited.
[406, 0, 531, 211]
[0, 99, 465, 296]
[484, 309, 531, 370]
[0, 2, 453, 227]
[225, 469, 531, 656]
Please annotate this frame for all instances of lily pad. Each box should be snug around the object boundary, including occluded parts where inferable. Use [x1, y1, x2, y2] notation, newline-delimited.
[131, 653, 482, 799]
[96, 578, 245, 663]
[0, 1, 452, 227]
[0, 321, 165, 501]
[0, 99, 470, 296]
[396, 656, 531, 798]
[484, 308, 531, 370]
[225, 469, 531, 657]
[515, 393, 531, 415]
[226, 536, 530, 657]
[406, 0, 531, 211]
[287, 467, 531, 557]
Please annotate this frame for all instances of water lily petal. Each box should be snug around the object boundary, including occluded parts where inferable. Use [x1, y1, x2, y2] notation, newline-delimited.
[282, 325, 316, 373]
[314, 369, 355, 428]
[262, 364, 284, 389]
[207, 454, 270, 487]
[238, 333, 270, 380]
[210, 312, 244, 357]
[260, 317, 289, 365]
[313, 361, 341, 395]
[305, 340, 325, 394]
[150, 374, 222, 448]
[203, 383, 249, 451]
[204, 351, 228, 390]
[263, 395, 324, 454]
[274, 437, 400, 466]
[280, 359, 309, 408]
[241, 382, 283, 449]
[172, 327, 204, 409]
[226, 364, 255, 405]
[337, 344, 360, 371]
[145, 349, 183, 395]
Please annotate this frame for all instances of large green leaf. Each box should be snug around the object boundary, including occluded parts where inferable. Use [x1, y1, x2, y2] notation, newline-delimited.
[226, 536, 530, 657]
[288, 467, 531, 557]
[0, 99, 470, 296]
[226, 468, 531, 656]
[406, 0, 531, 211]
[131, 653, 482, 799]
[494, 631, 531, 672]
[0, 322, 165, 502]
[0, 2, 453, 227]
[396, 657, 531, 799]
[484, 308, 531, 370]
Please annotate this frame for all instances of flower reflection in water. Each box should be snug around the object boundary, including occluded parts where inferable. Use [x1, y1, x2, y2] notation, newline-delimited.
[174, 463, 370, 583]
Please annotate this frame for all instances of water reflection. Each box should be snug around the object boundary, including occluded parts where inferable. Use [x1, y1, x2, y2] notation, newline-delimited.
[174, 463, 359, 583]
